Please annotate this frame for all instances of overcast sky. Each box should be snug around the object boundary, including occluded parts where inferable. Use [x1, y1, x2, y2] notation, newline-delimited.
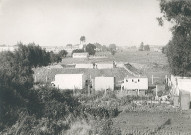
[0, 0, 172, 46]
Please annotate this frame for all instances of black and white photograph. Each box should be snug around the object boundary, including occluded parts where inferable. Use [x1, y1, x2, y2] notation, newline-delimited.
[0, 0, 191, 134]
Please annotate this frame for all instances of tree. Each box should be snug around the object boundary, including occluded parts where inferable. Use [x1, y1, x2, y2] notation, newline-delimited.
[102, 45, 109, 52]
[86, 43, 96, 55]
[80, 36, 86, 44]
[162, 46, 167, 54]
[49, 51, 62, 63]
[109, 44, 116, 51]
[0, 42, 55, 129]
[139, 42, 144, 51]
[144, 45, 150, 51]
[109, 44, 117, 55]
[158, 0, 191, 76]
[72, 49, 84, 54]
[58, 50, 68, 57]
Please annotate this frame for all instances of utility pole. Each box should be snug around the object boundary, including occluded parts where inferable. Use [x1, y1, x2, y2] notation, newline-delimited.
[155, 85, 158, 100]
[165, 75, 168, 84]
[152, 75, 154, 84]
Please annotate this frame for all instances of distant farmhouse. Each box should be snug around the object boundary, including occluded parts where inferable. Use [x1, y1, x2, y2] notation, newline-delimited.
[72, 52, 89, 58]
[43, 46, 64, 54]
[65, 43, 86, 56]
[0, 45, 18, 52]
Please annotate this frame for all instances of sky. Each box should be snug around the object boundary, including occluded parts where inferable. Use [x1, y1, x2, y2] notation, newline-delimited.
[0, 0, 173, 46]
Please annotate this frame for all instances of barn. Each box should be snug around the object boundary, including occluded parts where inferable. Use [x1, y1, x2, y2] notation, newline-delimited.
[51, 74, 87, 90]
[94, 76, 115, 91]
[72, 52, 89, 58]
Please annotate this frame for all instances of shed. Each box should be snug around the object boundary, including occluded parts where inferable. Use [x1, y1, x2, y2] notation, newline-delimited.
[51, 74, 87, 90]
[72, 52, 89, 58]
[94, 77, 115, 91]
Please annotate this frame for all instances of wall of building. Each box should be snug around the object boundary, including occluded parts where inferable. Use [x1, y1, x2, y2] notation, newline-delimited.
[122, 77, 148, 90]
[170, 75, 191, 96]
[75, 64, 93, 68]
[94, 77, 114, 91]
[52, 74, 85, 89]
[0, 46, 16, 52]
[96, 64, 114, 69]
[72, 53, 88, 58]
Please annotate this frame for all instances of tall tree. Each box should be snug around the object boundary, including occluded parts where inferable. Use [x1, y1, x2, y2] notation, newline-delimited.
[80, 36, 86, 44]
[159, 0, 191, 76]
[144, 45, 150, 51]
[58, 49, 68, 57]
[109, 44, 117, 55]
[86, 43, 96, 55]
[139, 42, 144, 51]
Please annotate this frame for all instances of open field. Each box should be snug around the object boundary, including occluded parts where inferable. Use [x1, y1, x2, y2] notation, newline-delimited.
[113, 111, 191, 135]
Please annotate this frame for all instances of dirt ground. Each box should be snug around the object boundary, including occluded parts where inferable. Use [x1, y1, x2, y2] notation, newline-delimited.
[113, 111, 191, 135]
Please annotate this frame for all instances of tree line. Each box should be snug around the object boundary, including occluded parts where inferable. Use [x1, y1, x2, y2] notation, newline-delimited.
[0, 42, 68, 130]
[72, 43, 117, 56]
[159, 0, 191, 77]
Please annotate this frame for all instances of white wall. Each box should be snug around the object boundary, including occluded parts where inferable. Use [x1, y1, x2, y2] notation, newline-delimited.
[178, 79, 191, 94]
[72, 53, 88, 58]
[170, 75, 191, 96]
[75, 64, 93, 68]
[52, 74, 85, 90]
[122, 77, 148, 90]
[95, 77, 114, 91]
[0, 46, 16, 52]
[96, 64, 114, 69]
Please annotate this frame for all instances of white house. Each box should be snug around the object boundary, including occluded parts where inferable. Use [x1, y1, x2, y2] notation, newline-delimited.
[94, 77, 115, 91]
[72, 52, 89, 58]
[121, 77, 148, 90]
[51, 74, 87, 90]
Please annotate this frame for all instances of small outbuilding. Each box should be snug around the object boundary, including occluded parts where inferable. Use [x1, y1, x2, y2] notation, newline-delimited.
[51, 74, 87, 90]
[94, 76, 115, 91]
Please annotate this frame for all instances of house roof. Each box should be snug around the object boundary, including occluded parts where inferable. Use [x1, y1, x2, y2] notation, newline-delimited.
[34, 67, 134, 83]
